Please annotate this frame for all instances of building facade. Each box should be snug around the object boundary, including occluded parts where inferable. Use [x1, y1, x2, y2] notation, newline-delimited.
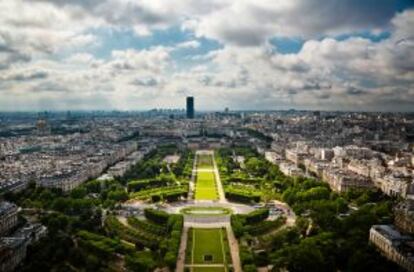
[186, 96, 194, 119]
[369, 225, 414, 272]
[0, 202, 18, 236]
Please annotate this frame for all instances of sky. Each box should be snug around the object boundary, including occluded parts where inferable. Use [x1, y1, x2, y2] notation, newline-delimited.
[0, 0, 413, 112]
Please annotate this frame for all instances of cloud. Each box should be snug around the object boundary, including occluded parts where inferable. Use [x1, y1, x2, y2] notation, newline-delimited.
[187, 0, 402, 46]
[25, 0, 402, 46]
[0, 1, 413, 111]
[345, 87, 365, 96]
[178, 10, 414, 111]
[176, 40, 201, 49]
[109, 47, 171, 72]
[2, 70, 48, 81]
[130, 77, 159, 87]
[0, 50, 31, 70]
[0, 0, 100, 75]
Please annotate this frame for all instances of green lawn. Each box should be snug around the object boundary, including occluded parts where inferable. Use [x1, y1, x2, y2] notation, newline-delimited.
[193, 267, 225, 272]
[181, 206, 232, 216]
[197, 154, 214, 169]
[188, 228, 229, 265]
[195, 171, 218, 200]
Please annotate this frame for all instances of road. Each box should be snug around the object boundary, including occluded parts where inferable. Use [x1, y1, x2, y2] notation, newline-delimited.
[211, 150, 227, 203]
[176, 226, 189, 272]
[188, 152, 197, 200]
[272, 199, 296, 227]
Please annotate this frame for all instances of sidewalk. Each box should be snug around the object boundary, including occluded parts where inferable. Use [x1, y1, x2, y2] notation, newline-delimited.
[175, 226, 189, 272]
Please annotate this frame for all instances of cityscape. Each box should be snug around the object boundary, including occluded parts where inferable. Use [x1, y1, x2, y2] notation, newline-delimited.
[1, 100, 414, 272]
[1, 1, 414, 272]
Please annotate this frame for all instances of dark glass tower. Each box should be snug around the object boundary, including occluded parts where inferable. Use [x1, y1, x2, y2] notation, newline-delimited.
[186, 96, 194, 119]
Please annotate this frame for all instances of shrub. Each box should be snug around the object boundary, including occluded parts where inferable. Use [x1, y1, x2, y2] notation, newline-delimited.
[144, 208, 170, 225]
[127, 179, 169, 192]
[245, 208, 269, 224]
[225, 191, 261, 203]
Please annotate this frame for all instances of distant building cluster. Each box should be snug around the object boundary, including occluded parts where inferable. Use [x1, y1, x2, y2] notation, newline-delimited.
[0, 201, 47, 272]
[1, 109, 414, 271]
[0, 117, 144, 192]
[246, 112, 414, 271]
[259, 113, 414, 198]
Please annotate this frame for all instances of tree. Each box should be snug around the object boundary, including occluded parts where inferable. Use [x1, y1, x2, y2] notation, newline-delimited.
[125, 252, 155, 272]
[71, 187, 87, 199]
[107, 189, 128, 202]
[243, 264, 257, 272]
[245, 158, 267, 177]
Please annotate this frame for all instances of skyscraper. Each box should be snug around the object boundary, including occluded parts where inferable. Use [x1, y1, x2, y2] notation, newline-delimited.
[186, 96, 194, 119]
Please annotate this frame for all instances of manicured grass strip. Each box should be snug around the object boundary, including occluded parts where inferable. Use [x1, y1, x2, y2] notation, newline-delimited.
[193, 267, 226, 272]
[192, 228, 225, 264]
[192, 228, 196, 265]
[219, 229, 226, 266]
[129, 185, 188, 200]
[195, 171, 218, 200]
[181, 206, 232, 216]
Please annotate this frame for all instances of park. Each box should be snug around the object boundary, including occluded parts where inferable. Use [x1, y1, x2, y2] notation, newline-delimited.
[8, 145, 396, 272]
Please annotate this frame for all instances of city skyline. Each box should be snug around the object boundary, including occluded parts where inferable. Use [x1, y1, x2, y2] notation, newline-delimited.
[1, 110, 414, 271]
[0, 1, 413, 112]
[1, 2, 414, 270]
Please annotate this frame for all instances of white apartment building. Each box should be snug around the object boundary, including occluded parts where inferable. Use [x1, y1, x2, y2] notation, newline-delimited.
[322, 168, 374, 193]
[265, 151, 283, 164]
[374, 174, 413, 198]
[285, 148, 309, 166]
[369, 225, 414, 272]
[279, 161, 304, 177]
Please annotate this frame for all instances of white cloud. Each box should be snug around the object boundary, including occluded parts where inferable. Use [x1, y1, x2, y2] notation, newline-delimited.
[176, 40, 201, 49]
[0, 0, 100, 56]
[109, 47, 171, 73]
[0, 0, 413, 111]
[187, 0, 401, 46]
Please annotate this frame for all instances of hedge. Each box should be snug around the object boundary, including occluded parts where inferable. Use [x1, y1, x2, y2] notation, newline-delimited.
[104, 216, 160, 249]
[127, 179, 169, 192]
[224, 185, 261, 203]
[127, 217, 167, 236]
[231, 208, 272, 237]
[244, 217, 285, 236]
[245, 208, 269, 224]
[225, 191, 260, 203]
[225, 177, 262, 184]
[164, 215, 183, 268]
[129, 185, 188, 201]
[144, 208, 170, 225]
